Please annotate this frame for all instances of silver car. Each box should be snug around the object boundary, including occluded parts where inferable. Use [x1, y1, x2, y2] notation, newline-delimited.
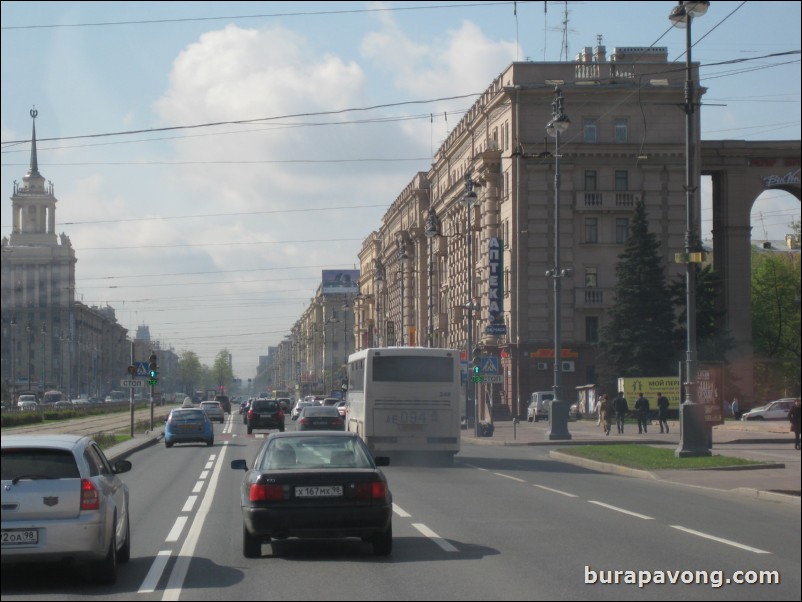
[200, 400, 225, 424]
[1, 434, 132, 584]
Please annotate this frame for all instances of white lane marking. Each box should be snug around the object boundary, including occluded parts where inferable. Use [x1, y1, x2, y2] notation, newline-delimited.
[393, 503, 411, 517]
[670, 525, 771, 554]
[493, 472, 526, 483]
[533, 484, 578, 498]
[138, 550, 172, 593]
[181, 496, 197, 513]
[412, 523, 458, 553]
[162, 443, 229, 601]
[191, 481, 204, 494]
[588, 500, 654, 520]
[204, 461, 214, 470]
[165, 516, 188, 543]
[199, 470, 209, 480]
[462, 463, 489, 472]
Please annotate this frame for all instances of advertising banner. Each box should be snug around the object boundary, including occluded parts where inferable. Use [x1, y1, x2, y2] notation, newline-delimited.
[322, 270, 360, 294]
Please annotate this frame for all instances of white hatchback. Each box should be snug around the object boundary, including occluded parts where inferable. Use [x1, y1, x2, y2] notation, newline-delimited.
[741, 399, 796, 421]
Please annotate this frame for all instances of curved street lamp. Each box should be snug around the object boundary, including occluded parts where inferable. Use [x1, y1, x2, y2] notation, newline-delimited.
[460, 173, 480, 435]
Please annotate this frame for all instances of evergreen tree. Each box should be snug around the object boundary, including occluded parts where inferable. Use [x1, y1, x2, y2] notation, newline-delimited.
[597, 201, 679, 384]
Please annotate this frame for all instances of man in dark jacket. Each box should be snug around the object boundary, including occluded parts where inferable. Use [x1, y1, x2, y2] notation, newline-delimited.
[634, 393, 650, 434]
[613, 392, 629, 435]
[656, 392, 670, 433]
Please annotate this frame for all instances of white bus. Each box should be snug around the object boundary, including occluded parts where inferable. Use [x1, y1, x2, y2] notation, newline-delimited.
[346, 347, 462, 462]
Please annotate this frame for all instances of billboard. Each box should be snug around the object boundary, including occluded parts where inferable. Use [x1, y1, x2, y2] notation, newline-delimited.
[322, 270, 360, 294]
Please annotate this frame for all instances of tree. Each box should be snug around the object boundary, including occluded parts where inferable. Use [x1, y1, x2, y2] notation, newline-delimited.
[212, 349, 233, 393]
[597, 201, 679, 386]
[751, 249, 801, 399]
[177, 351, 202, 396]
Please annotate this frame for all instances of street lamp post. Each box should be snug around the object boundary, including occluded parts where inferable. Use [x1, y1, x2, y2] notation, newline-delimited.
[546, 86, 572, 441]
[26, 324, 32, 394]
[670, 0, 711, 457]
[424, 208, 440, 347]
[41, 324, 47, 393]
[460, 173, 481, 436]
[10, 317, 17, 401]
[374, 259, 386, 347]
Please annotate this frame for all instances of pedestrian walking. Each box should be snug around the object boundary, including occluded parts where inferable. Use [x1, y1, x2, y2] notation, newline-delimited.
[656, 392, 670, 434]
[634, 393, 650, 434]
[613, 391, 628, 434]
[731, 397, 740, 420]
[789, 398, 801, 450]
[598, 394, 612, 436]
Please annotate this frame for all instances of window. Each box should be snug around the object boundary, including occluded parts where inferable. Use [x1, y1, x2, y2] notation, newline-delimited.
[585, 267, 598, 288]
[616, 218, 630, 243]
[583, 118, 598, 143]
[586, 317, 599, 343]
[614, 119, 628, 143]
[615, 170, 629, 191]
[584, 170, 597, 191]
[584, 218, 598, 243]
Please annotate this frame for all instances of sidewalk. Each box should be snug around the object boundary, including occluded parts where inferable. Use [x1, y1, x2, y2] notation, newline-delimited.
[462, 418, 801, 505]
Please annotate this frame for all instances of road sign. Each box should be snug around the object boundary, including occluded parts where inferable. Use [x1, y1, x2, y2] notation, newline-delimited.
[134, 362, 149, 377]
[483, 375, 503, 384]
[121, 379, 146, 388]
[480, 356, 499, 374]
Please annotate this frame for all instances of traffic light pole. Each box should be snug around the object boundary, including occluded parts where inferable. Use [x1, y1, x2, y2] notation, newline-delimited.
[129, 341, 135, 437]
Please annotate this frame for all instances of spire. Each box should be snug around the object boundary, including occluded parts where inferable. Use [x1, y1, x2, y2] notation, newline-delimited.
[29, 107, 40, 177]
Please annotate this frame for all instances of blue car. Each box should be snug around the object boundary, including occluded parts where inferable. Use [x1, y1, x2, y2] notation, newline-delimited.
[165, 408, 214, 448]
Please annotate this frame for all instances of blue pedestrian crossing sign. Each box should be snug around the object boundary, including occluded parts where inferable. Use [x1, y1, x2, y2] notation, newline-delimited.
[134, 362, 149, 377]
[480, 356, 499, 374]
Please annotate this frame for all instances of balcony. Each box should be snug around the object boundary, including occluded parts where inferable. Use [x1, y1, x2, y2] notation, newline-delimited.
[579, 191, 640, 210]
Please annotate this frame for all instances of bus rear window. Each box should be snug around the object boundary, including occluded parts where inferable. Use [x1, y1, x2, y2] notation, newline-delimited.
[372, 356, 453, 382]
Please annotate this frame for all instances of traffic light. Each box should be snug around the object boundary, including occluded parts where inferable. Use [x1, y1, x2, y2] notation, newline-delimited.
[148, 353, 158, 383]
[471, 346, 482, 382]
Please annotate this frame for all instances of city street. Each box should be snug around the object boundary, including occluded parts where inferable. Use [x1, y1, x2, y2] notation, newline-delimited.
[2, 414, 799, 601]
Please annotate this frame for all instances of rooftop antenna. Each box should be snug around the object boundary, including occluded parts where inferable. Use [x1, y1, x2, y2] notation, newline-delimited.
[546, 2, 578, 61]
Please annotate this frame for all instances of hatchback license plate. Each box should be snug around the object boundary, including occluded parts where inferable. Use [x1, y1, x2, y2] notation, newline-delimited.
[1, 529, 39, 545]
[295, 485, 343, 497]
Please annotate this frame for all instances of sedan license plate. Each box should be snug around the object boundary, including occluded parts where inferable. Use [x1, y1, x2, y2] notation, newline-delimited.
[1, 529, 39, 546]
[295, 485, 343, 498]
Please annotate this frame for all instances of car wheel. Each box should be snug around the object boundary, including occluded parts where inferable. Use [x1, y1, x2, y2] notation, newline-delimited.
[118, 513, 131, 563]
[247, 425, 252, 434]
[91, 524, 117, 584]
[279, 424, 285, 432]
[372, 522, 392, 556]
[534, 415, 539, 422]
[165, 441, 173, 448]
[243, 524, 262, 558]
[207, 437, 214, 447]
[527, 415, 533, 422]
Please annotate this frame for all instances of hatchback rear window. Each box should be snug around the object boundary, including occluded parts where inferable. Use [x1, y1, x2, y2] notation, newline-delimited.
[1, 449, 80, 481]
[252, 401, 279, 411]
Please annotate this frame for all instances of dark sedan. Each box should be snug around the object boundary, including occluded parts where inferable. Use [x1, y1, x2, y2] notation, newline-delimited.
[231, 432, 392, 558]
[296, 406, 345, 431]
[246, 398, 285, 434]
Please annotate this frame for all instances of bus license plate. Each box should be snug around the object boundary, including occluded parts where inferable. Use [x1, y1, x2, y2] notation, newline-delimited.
[295, 486, 343, 498]
[1, 529, 39, 545]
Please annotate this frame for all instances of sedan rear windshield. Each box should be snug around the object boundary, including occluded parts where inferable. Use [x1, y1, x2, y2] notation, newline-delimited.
[1, 449, 81, 481]
[252, 401, 279, 412]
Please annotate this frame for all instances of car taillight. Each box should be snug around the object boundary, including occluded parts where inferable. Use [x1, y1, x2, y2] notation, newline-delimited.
[278, 409, 284, 419]
[355, 480, 388, 501]
[333, 418, 344, 427]
[80, 479, 100, 510]
[250, 483, 286, 502]
[298, 418, 309, 426]
[247, 409, 254, 419]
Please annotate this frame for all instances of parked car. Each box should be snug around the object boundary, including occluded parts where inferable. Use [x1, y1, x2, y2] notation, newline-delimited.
[296, 406, 345, 431]
[16, 394, 37, 406]
[18, 399, 38, 411]
[741, 398, 796, 421]
[246, 398, 285, 434]
[164, 408, 214, 448]
[53, 401, 74, 410]
[527, 391, 554, 422]
[231, 431, 392, 558]
[200, 401, 225, 424]
[321, 397, 340, 407]
[1, 434, 132, 584]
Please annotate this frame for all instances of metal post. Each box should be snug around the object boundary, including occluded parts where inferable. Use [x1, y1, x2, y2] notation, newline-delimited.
[671, 1, 711, 457]
[546, 87, 571, 441]
[130, 341, 135, 437]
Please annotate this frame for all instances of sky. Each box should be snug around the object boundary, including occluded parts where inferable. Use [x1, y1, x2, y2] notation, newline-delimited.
[2, 1, 800, 380]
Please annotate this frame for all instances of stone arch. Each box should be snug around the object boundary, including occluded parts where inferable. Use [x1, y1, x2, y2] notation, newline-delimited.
[702, 140, 800, 400]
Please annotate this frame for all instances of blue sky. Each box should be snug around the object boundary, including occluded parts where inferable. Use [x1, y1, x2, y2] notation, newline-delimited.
[2, 1, 800, 378]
